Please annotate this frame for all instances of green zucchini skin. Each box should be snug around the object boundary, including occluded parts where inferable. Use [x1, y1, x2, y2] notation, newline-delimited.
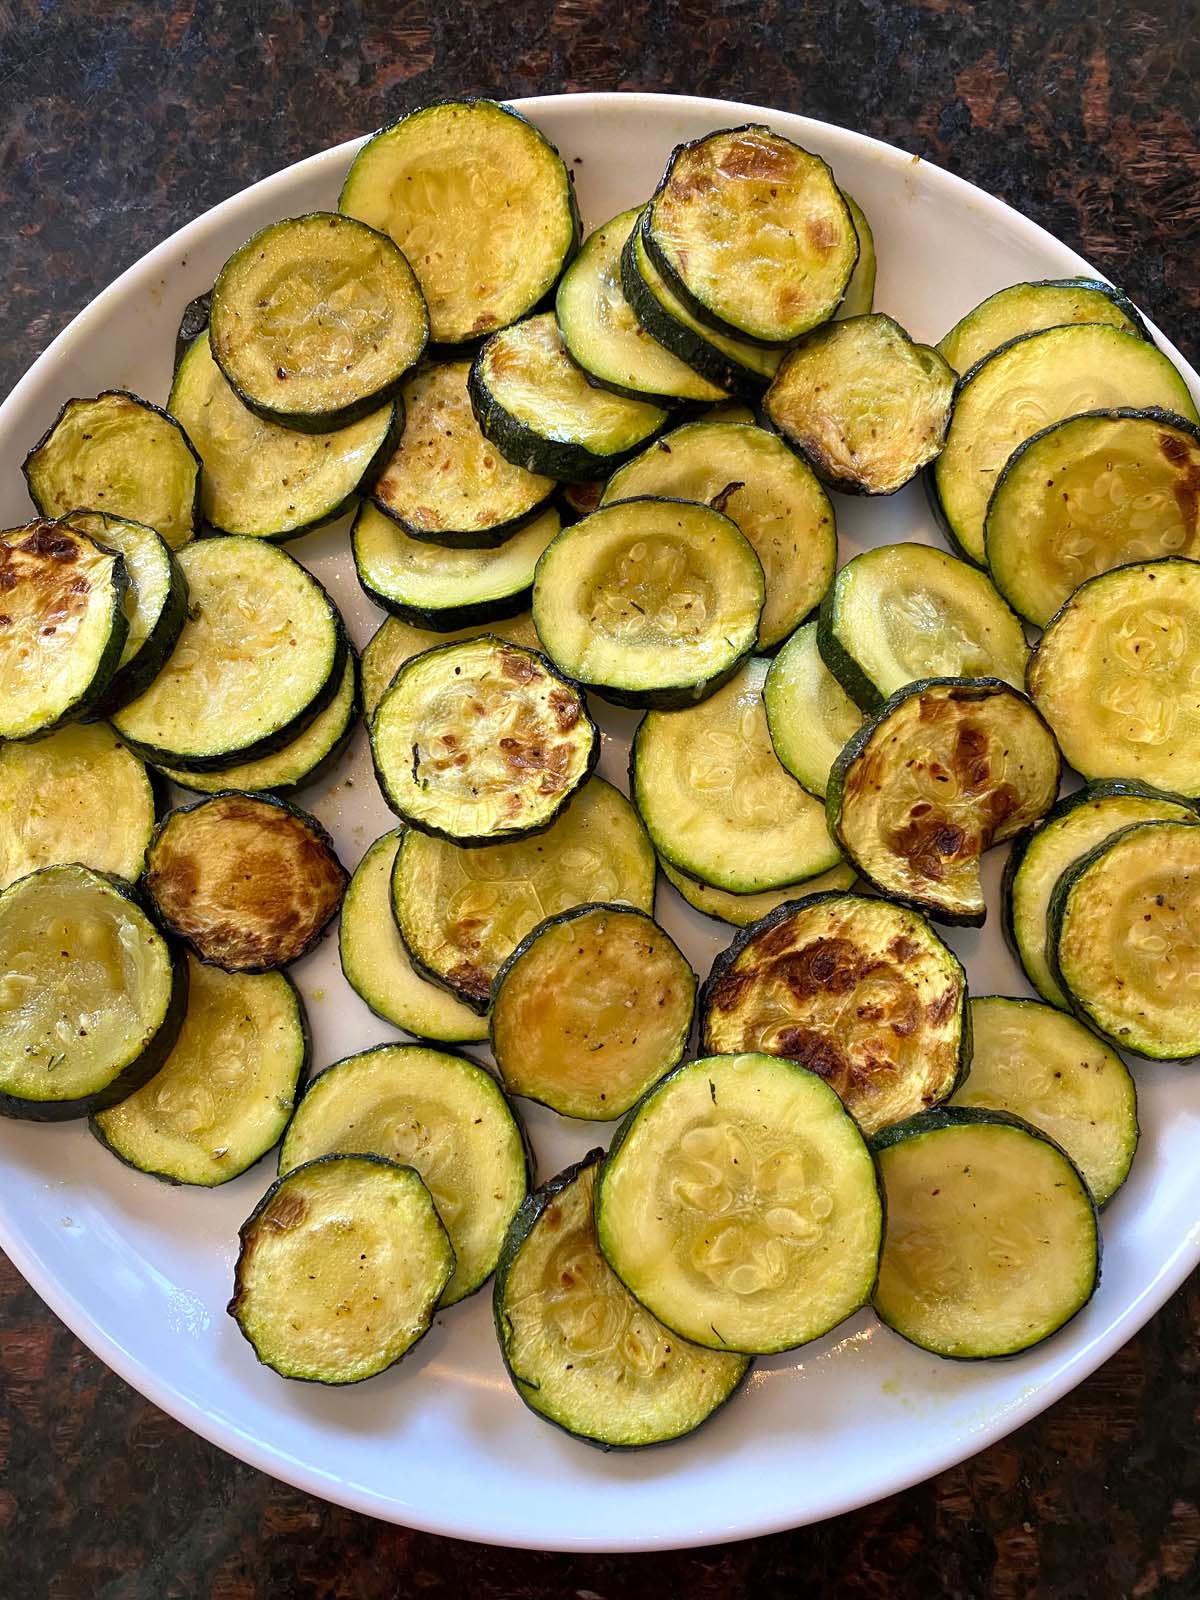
[74, 516, 191, 717]
[816, 581, 878, 712]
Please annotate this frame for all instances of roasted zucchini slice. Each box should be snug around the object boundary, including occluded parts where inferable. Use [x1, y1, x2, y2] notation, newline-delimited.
[765, 315, 955, 496]
[0, 520, 128, 740]
[361, 612, 539, 723]
[937, 277, 1149, 376]
[144, 792, 347, 971]
[643, 126, 858, 345]
[828, 677, 1061, 926]
[91, 956, 308, 1186]
[871, 1107, 1100, 1359]
[632, 659, 841, 893]
[595, 1052, 882, 1354]
[174, 288, 212, 370]
[836, 195, 876, 319]
[763, 621, 862, 799]
[279, 1043, 528, 1306]
[495, 1150, 750, 1448]
[489, 903, 695, 1119]
[0, 864, 185, 1121]
[229, 1153, 454, 1383]
[392, 776, 655, 1011]
[700, 891, 968, 1135]
[660, 856, 857, 928]
[339, 97, 579, 346]
[23, 390, 200, 550]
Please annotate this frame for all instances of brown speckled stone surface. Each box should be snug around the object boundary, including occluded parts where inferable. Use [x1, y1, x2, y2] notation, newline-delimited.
[2, 3, 1199, 1595]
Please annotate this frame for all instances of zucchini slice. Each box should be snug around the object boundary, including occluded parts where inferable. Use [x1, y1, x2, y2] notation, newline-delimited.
[660, 856, 857, 928]
[278, 1043, 528, 1306]
[353, 501, 559, 632]
[0, 864, 185, 1121]
[1050, 818, 1200, 1060]
[534, 499, 763, 709]
[595, 1052, 882, 1354]
[175, 289, 212, 371]
[1027, 558, 1200, 795]
[700, 891, 968, 1136]
[470, 313, 668, 481]
[643, 126, 858, 346]
[871, 1107, 1100, 1359]
[828, 677, 1061, 926]
[0, 723, 156, 891]
[765, 316, 955, 496]
[836, 195, 876, 319]
[339, 97, 579, 347]
[555, 209, 725, 407]
[559, 479, 604, 522]
[632, 659, 841, 894]
[371, 636, 597, 844]
[229, 1153, 454, 1383]
[495, 1150, 750, 1448]
[23, 391, 200, 550]
[0, 520, 129, 740]
[937, 277, 1149, 376]
[392, 776, 655, 1012]
[931, 324, 1199, 566]
[1003, 779, 1197, 1008]
[816, 542, 1028, 712]
[91, 956, 308, 1186]
[763, 621, 862, 799]
[169, 334, 399, 541]
[601, 421, 837, 652]
[338, 830, 487, 1044]
[950, 996, 1137, 1206]
[210, 212, 428, 430]
[985, 410, 1200, 627]
[489, 903, 695, 1120]
[145, 792, 347, 971]
[361, 612, 539, 723]
[112, 535, 346, 771]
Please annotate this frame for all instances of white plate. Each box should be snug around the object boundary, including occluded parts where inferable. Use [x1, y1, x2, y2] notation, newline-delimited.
[1, 92, 1198, 1554]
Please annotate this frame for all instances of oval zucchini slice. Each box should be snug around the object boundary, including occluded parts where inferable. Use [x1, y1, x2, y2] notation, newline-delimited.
[91, 956, 308, 1186]
[836, 195, 876, 320]
[596, 1052, 882, 1354]
[229, 1153, 454, 1383]
[701, 891, 968, 1135]
[871, 1107, 1099, 1359]
[361, 612, 540, 723]
[495, 1150, 750, 1448]
[0, 864, 185, 1121]
[279, 1043, 529, 1306]
[937, 277, 1149, 376]
[660, 856, 857, 928]
[763, 621, 862, 799]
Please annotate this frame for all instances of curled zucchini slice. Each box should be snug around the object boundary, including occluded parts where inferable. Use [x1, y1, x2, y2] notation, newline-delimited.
[836, 195, 876, 319]
[765, 315, 955, 496]
[828, 677, 1061, 926]
[174, 289, 212, 370]
[763, 621, 862, 799]
[700, 891, 968, 1136]
[495, 1150, 750, 1448]
[145, 792, 347, 971]
[871, 1107, 1099, 1359]
[937, 277, 1149, 376]
[229, 1153, 454, 1383]
[361, 612, 539, 723]
[660, 856, 857, 928]
[0, 864, 185, 1121]
[489, 903, 695, 1120]
[596, 1052, 882, 1354]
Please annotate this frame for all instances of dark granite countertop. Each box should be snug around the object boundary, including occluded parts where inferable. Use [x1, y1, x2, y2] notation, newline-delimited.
[2, 3, 1199, 1595]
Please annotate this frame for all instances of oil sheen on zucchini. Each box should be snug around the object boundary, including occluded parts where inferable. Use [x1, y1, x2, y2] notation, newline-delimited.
[763, 622, 862, 799]
[660, 856, 857, 928]
[361, 613, 540, 723]
[596, 1052, 882, 1354]
[937, 277, 1149, 376]
[495, 1150, 750, 1448]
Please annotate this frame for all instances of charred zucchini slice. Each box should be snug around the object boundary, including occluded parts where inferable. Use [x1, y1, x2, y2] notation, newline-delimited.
[632, 659, 841, 894]
[602, 421, 837, 651]
[489, 903, 695, 1120]
[361, 612, 539, 723]
[700, 891, 968, 1136]
[763, 621, 862, 799]
[595, 1052, 882, 1354]
[392, 776, 655, 1012]
[871, 1107, 1099, 1359]
[950, 997, 1137, 1206]
[0, 520, 128, 740]
[765, 316, 955, 496]
[828, 677, 1061, 926]
[643, 126, 858, 346]
[174, 289, 212, 370]
[339, 97, 579, 347]
[836, 195, 876, 319]
[229, 1153, 454, 1383]
[279, 1043, 528, 1306]
[495, 1150, 750, 1448]
[660, 856, 857, 928]
[0, 864, 185, 1121]
[937, 277, 1149, 376]
[371, 636, 596, 844]
[210, 212, 428, 430]
[91, 956, 308, 1186]
[144, 792, 347, 971]
[23, 391, 200, 550]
